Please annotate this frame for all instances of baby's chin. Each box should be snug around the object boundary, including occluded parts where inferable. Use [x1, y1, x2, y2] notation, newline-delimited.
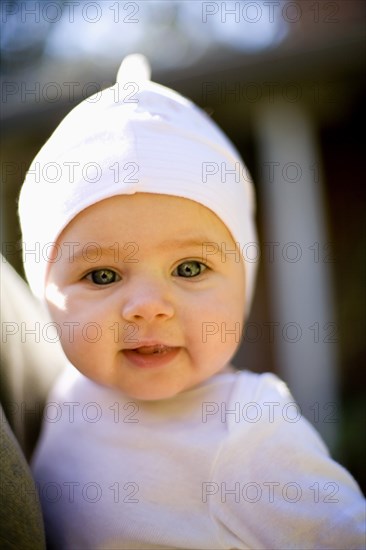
[111, 381, 194, 403]
[110, 366, 237, 402]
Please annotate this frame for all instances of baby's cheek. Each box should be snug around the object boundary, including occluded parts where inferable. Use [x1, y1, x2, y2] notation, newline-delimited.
[58, 325, 85, 362]
[46, 304, 88, 357]
[191, 299, 239, 351]
[58, 328, 105, 383]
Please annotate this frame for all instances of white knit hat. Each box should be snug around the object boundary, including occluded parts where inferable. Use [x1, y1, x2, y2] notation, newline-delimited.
[18, 55, 258, 313]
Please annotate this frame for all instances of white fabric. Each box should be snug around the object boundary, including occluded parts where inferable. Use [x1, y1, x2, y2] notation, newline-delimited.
[18, 57, 257, 313]
[32, 369, 365, 549]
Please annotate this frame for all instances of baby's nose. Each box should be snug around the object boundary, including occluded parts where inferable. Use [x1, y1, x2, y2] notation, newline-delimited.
[121, 278, 175, 323]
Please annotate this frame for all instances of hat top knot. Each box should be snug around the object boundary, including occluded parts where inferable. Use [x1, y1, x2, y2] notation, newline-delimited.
[116, 53, 151, 85]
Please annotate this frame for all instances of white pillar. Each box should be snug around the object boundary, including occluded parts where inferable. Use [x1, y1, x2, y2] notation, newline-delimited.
[254, 99, 339, 450]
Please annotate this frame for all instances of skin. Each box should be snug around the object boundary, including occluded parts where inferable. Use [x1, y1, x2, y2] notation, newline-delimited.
[45, 193, 246, 401]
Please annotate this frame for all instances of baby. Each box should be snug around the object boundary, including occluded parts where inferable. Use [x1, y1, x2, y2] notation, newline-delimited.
[19, 56, 365, 549]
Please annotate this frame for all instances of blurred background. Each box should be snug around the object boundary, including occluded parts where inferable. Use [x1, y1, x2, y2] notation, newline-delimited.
[1, 0, 365, 491]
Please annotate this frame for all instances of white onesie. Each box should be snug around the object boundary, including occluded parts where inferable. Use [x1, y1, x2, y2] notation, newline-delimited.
[32, 367, 366, 549]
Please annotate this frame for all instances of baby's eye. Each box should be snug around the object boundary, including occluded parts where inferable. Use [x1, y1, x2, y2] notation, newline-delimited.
[86, 269, 120, 285]
[173, 261, 207, 278]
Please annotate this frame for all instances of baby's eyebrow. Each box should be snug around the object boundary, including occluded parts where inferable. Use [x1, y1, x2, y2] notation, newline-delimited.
[67, 237, 215, 264]
[68, 247, 119, 263]
[156, 237, 214, 250]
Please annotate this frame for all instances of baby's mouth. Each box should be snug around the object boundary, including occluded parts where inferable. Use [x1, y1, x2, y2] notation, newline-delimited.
[132, 345, 171, 355]
[122, 344, 181, 368]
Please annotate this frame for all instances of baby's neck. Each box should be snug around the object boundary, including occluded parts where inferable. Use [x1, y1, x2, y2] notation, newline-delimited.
[220, 364, 236, 375]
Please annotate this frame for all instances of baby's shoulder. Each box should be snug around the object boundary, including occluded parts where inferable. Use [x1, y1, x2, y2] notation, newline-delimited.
[210, 369, 329, 456]
[201, 369, 304, 435]
[212, 369, 294, 406]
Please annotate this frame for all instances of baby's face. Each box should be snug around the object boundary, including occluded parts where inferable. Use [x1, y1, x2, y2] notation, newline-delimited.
[45, 193, 245, 400]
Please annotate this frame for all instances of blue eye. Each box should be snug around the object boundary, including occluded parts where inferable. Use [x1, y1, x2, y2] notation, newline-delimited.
[87, 269, 119, 285]
[173, 261, 206, 278]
